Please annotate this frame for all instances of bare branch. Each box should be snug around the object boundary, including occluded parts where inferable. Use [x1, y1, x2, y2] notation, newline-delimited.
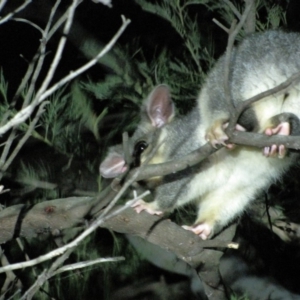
[0, 130, 16, 170]
[91, 0, 112, 8]
[0, 249, 22, 297]
[0, 1, 62, 178]
[0, 0, 32, 25]
[21, 246, 123, 299]
[20, 269, 47, 300]
[54, 256, 125, 275]
[38, 15, 131, 102]
[243, 0, 256, 33]
[223, 0, 254, 116]
[35, 0, 79, 100]
[0, 0, 8, 13]
[17, 0, 62, 109]
[12, 17, 43, 34]
[231, 70, 300, 127]
[0, 15, 131, 135]
[100, 206, 238, 269]
[1, 102, 49, 174]
[212, 18, 229, 33]
[229, 130, 300, 150]
[48, 0, 82, 40]
[223, 0, 242, 19]
[0, 190, 146, 273]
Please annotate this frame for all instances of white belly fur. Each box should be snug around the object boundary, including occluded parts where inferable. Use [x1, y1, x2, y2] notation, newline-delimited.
[179, 144, 293, 227]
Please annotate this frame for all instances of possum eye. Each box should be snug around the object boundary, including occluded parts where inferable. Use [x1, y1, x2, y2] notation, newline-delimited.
[133, 141, 148, 167]
[134, 141, 148, 157]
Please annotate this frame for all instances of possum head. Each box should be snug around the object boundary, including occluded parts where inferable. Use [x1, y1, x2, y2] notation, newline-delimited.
[100, 85, 175, 179]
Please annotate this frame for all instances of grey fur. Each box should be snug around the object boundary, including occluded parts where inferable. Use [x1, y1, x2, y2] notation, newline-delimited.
[101, 30, 300, 239]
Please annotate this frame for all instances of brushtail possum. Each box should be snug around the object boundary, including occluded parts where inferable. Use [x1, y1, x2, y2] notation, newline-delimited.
[100, 30, 300, 240]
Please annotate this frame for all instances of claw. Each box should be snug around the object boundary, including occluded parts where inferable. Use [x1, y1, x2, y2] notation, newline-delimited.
[206, 121, 246, 149]
[130, 199, 163, 215]
[263, 122, 290, 158]
[182, 223, 212, 240]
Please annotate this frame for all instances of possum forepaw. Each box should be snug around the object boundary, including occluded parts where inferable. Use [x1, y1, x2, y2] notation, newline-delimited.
[206, 119, 245, 149]
[130, 199, 163, 215]
[182, 223, 213, 240]
[263, 121, 290, 158]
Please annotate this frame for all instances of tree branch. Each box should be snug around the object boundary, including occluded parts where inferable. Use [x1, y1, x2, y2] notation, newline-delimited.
[0, 0, 32, 25]
[0, 189, 147, 273]
[0, 15, 131, 135]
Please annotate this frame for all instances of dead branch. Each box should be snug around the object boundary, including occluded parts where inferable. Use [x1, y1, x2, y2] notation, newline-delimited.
[0, 189, 148, 273]
[0, 0, 8, 13]
[0, 15, 131, 136]
[99, 205, 238, 268]
[0, 196, 96, 245]
[223, 0, 254, 113]
[114, 130, 300, 187]
[35, 0, 80, 101]
[0, 0, 64, 181]
[223, 0, 242, 20]
[101, 206, 236, 300]
[21, 253, 124, 300]
[212, 18, 229, 33]
[229, 130, 300, 149]
[0, 0, 32, 25]
[0, 191, 237, 267]
[21, 0, 63, 109]
[243, 0, 256, 33]
[1, 102, 49, 174]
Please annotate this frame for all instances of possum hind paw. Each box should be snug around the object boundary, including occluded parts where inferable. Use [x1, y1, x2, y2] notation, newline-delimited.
[263, 121, 290, 158]
[130, 199, 163, 215]
[182, 223, 213, 240]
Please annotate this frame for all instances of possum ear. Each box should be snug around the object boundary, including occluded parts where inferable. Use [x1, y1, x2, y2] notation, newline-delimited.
[100, 149, 127, 178]
[146, 85, 175, 128]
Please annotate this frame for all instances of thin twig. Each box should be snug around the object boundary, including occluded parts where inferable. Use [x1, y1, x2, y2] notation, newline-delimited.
[38, 15, 131, 102]
[122, 131, 131, 165]
[21, 247, 74, 299]
[223, 0, 242, 19]
[22, 252, 123, 299]
[243, 0, 256, 33]
[1, 102, 49, 174]
[7, 54, 37, 115]
[0, 190, 148, 273]
[19, 270, 47, 300]
[223, 0, 254, 115]
[0, 0, 8, 13]
[48, 0, 83, 40]
[100, 133, 168, 219]
[0, 130, 16, 170]
[0, 248, 22, 298]
[233, 71, 300, 126]
[22, 0, 62, 109]
[102, 190, 150, 220]
[0, 0, 32, 25]
[0, 15, 131, 136]
[35, 0, 79, 101]
[212, 18, 229, 33]
[12, 18, 43, 34]
[223, 19, 237, 113]
[54, 256, 125, 275]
